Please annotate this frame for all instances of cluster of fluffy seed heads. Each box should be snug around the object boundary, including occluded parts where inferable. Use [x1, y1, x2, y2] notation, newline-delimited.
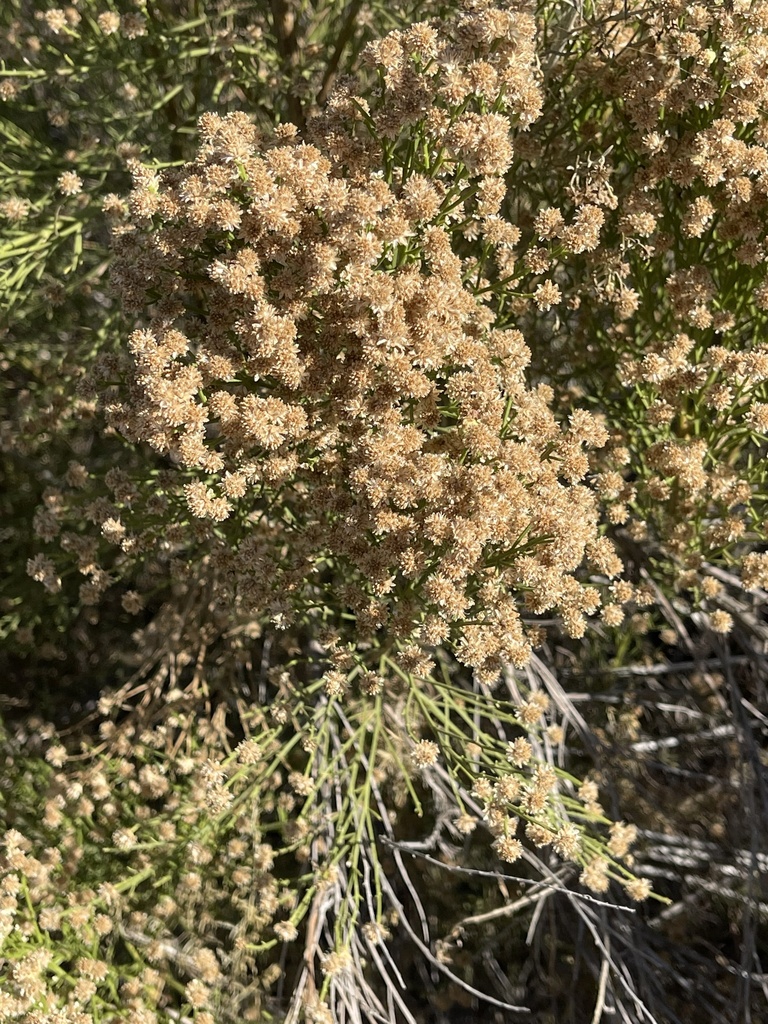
[615, 325, 768, 585]
[472, 749, 645, 898]
[0, 700, 309, 1023]
[411, 739, 440, 768]
[510, 0, 768, 600]
[103, 5, 614, 681]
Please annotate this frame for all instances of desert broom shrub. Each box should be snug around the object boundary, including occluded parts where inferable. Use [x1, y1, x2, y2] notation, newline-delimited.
[0, 0, 450, 672]
[491, 0, 768, 612]
[4, 0, 768, 1021]
[3, 4, 659, 1021]
[87, 2, 649, 894]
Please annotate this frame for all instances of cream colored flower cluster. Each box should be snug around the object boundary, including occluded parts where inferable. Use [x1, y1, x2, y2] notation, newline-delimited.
[504, 0, 768, 616]
[103, 4, 615, 681]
